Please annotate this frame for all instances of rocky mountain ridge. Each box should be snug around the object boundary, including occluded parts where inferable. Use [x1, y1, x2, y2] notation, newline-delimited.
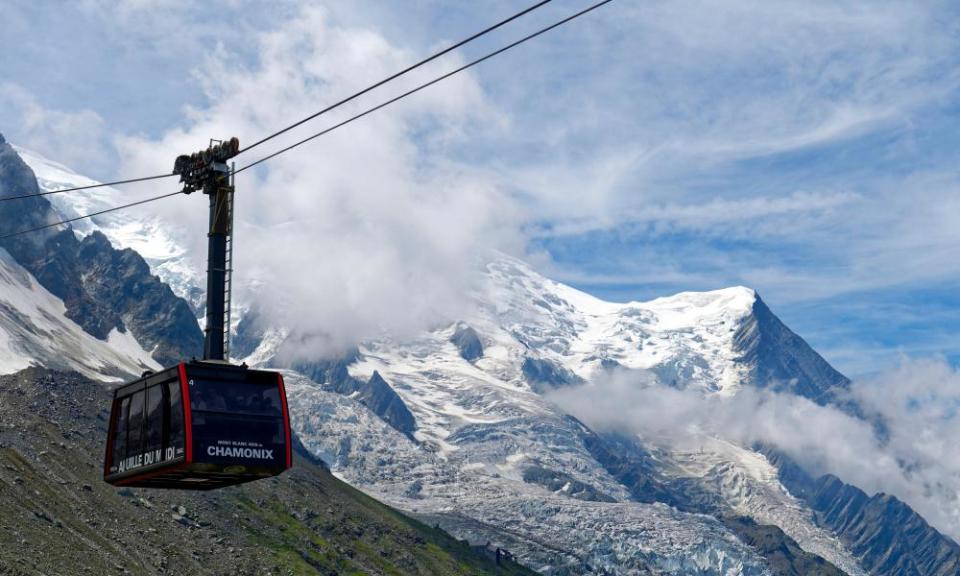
[765, 449, 960, 576]
[0, 137, 202, 368]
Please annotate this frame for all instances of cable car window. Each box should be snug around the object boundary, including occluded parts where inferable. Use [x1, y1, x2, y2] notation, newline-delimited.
[111, 396, 130, 472]
[127, 390, 145, 459]
[145, 385, 164, 454]
[166, 380, 184, 453]
[190, 378, 282, 417]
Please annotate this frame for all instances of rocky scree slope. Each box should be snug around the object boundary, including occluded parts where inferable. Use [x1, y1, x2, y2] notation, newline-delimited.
[0, 368, 536, 576]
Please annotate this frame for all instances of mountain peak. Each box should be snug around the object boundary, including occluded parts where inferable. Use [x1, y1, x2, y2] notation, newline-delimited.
[484, 254, 759, 318]
[617, 286, 758, 338]
[0, 133, 5, 145]
[642, 285, 757, 310]
[734, 292, 851, 404]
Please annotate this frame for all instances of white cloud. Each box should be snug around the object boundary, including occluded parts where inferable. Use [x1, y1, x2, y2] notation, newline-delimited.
[0, 83, 109, 173]
[548, 358, 960, 540]
[10, 0, 958, 306]
[537, 190, 861, 239]
[112, 5, 523, 359]
[5, 0, 957, 374]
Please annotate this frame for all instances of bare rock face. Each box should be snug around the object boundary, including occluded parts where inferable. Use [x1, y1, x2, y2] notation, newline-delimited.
[285, 347, 417, 439]
[734, 294, 850, 405]
[450, 323, 483, 362]
[0, 140, 202, 367]
[356, 371, 417, 439]
[289, 345, 361, 395]
[766, 449, 960, 576]
[521, 357, 584, 393]
[74, 231, 202, 366]
[807, 476, 960, 576]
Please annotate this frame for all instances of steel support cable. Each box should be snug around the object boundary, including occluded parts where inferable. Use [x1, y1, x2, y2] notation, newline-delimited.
[0, 173, 177, 203]
[0, 190, 185, 241]
[234, 0, 614, 175]
[239, 0, 554, 155]
[0, 0, 612, 239]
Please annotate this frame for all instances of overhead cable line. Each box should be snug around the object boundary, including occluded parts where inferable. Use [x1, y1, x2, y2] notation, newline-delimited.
[0, 173, 177, 203]
[0, 0, 612, 239]
[0, 190, 184, 241]
[234, 0, 614, 174]
[239, 0, 554, 155]
[0, 0, 553, 204]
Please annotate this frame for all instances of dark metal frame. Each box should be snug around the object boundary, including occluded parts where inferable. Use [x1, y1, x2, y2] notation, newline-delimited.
[172, 137, 240, 362]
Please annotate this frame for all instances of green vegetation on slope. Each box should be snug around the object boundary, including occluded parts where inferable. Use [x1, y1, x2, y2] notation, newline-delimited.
[0, 369, 536, 576]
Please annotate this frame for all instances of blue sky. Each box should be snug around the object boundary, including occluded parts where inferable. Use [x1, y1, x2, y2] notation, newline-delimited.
[3, 0, 959, 376]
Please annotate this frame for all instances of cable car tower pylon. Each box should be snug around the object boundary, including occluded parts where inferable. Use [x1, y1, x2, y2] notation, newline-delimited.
[102, 138, 292, 490]
[172, 138, 240, 362]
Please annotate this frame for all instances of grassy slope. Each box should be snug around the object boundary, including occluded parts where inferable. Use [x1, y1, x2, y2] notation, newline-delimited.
[0, 368, 536, 576]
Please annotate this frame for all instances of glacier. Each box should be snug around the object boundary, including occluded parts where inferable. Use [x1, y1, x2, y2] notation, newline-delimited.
[282, 256, 867, 574]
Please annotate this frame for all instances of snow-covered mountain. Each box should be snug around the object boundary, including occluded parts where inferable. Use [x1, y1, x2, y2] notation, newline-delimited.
[9, 141, 960, 575]
[0, 247, 157, 380]
[0, 138, 198, 380]
[13, 146, 204, 313]
[274, 257, 867, 575]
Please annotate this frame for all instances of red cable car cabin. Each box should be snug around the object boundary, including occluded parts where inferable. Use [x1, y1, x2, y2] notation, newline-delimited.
[104, 361, 292, 490]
